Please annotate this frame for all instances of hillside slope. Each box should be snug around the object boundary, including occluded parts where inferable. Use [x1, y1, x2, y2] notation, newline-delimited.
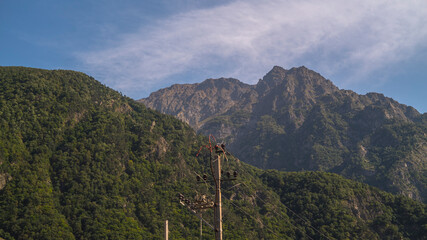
[141, 66, 427, 202]
[0, 67, 426, 239]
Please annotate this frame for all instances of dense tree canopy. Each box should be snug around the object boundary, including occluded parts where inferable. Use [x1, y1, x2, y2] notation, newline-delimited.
[0, 67, 426, 239]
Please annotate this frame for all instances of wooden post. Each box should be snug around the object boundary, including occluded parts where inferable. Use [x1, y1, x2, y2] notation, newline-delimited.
[200, 218, 203, 240]
[214, 154, 222, 240]
[165, 220, 168, 240]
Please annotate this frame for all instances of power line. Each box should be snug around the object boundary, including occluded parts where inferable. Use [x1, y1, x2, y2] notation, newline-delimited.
[235, 182, 334, 240]
[253, 193, 334, 240]
[188, 135, 333, 240]
[190, 136, 237, 240]
[222, 195, 286, 240]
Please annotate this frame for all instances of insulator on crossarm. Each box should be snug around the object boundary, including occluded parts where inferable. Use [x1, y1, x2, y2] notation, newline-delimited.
[226, 171, 231, 178]
[196, 175, 201, 181]
[203, 174, 207, 181]
[233, 170, 238, 178]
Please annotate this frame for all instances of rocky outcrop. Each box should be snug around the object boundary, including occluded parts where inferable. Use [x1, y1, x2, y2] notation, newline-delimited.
[0, 173, 11, 190]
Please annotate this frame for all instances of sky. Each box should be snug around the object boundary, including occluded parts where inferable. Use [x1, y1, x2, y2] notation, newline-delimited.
[1, 0, 426, 113]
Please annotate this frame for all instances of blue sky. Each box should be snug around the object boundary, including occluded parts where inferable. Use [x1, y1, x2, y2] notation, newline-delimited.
[1, 0, 426, 113]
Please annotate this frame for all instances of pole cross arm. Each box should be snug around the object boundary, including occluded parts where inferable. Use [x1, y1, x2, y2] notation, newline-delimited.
[178, 196, 215, 230]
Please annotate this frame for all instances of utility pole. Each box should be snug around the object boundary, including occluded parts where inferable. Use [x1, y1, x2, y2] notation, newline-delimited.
[179, 137, 238, 240]
[214, 147, 223, 240]
[164, 220, 168, 240]
[200, 218, 203, 240]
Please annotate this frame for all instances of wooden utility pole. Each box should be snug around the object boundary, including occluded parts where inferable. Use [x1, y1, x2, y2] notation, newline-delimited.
[180, 139, 237, 239]
[214, 151, 223, 240]
[200, 218, 203, 240]
[164, 220, 168, 240]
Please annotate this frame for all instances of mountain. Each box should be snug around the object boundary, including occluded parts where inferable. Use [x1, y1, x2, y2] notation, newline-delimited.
[0, 66, 426, 239]
[140, 66, 427, 202]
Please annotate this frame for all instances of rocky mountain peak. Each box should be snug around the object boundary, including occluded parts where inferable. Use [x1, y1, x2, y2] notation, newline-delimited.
[255, 66, 286, 93]
[252, 66, 340, 119]
[140, 77, 255, 129]
[139, 65, 426, 202]
[256, 66, 338, 98]
[265, 65, 287, 79]
[196, 77, 245, 90]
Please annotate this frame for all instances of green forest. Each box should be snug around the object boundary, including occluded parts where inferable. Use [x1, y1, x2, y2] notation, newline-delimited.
[0, 67, 426, 239]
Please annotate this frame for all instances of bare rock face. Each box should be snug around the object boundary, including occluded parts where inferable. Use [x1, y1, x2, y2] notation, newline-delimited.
[140, 78, 256, 129]
[139, 66, 426, 202]
[142, 66, 419, 147]
[0, 173, 11, 190]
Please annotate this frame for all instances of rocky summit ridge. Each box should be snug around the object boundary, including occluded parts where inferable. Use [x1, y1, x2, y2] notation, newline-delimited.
[140, 66, 427, 202]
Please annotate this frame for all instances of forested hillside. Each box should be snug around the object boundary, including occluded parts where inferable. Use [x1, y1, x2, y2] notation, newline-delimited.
[0, 67, 426, 239]
[141, 66, 427, 202]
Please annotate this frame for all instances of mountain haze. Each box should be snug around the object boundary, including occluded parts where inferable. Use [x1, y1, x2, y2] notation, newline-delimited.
[141, 66, 427, 202]
[1, 66, 426, 239]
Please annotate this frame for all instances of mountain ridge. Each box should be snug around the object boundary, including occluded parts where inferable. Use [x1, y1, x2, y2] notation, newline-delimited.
[140, 66, 426, 202]
[142, 66, 419, 129]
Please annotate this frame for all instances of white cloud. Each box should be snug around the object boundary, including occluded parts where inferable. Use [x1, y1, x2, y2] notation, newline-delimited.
[78, 0, 427, 96]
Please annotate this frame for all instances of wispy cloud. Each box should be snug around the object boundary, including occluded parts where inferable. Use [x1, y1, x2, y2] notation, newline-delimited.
[78, 0, 427, 97]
